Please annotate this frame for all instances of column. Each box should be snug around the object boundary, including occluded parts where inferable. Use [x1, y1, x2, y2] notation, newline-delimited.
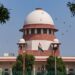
[33, 65, 36, 75]
[47, 29, 49, 34]
[66, 67, 69, 75]
[29, 29, 31, 34]
[41, 29, 43, 34]
[0, 68, 2, 75]
[35, 29, 37, 34]
[10, 68, 12, 75]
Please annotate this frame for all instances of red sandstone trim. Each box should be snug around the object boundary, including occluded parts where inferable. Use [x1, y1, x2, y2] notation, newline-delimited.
[35, 58, 47, 61]
[19, 50, 60, 56]
[23, 34, 56, 41]
[0, 59, 16, 62]
[20, 24, 58, 31]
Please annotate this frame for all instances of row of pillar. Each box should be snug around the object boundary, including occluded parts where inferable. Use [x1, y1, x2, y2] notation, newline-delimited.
[24, 29, 54, 35]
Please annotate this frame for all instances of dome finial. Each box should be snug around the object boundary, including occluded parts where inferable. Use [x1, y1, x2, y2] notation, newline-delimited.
[35, 8, 43, 10]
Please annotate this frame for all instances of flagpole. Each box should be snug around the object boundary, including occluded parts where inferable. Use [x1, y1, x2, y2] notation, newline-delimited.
[50, 39, 60, 75]
[55, 52, 57, 75]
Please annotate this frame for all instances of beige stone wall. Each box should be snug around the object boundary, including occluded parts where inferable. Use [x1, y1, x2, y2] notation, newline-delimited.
[65, 62, 75, 74]
[0, 62, 13, 75]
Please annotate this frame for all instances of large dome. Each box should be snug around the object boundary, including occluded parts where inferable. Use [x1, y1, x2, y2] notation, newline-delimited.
[25, 8, 54, 25]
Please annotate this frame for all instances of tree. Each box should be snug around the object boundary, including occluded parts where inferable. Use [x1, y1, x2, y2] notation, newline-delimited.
[12, 54, 23, 75]
[67, 1, 75, 16]
[0, 4, 10, 24]
[25, 54, 35, 74]
[46, 56, 67, 75]
[12, 54, 35, 75]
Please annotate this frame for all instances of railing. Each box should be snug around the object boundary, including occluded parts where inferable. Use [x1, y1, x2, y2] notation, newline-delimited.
[12, 71, 33, 75]
[0, 71, 74, 75]
[13, 71, 23, 75]
[36, 71, 67, 75]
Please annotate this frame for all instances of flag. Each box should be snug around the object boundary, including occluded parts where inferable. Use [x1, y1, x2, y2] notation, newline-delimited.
[38, 43, 44, 52]
[48, 44, 53, 50]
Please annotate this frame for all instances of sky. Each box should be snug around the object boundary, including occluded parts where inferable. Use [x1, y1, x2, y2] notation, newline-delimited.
[0, 0, 75, 56]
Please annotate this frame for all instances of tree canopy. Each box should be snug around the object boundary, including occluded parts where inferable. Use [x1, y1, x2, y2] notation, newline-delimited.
[67, 1, 75, 16]
[0, 4, 10, 24]
[12, 54, 35, 75]
[46, 56, 67, 75]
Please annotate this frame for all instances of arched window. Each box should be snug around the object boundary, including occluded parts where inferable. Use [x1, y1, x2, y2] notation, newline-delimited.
[68, 68, 74, 75]
[3, 68, 9, 75]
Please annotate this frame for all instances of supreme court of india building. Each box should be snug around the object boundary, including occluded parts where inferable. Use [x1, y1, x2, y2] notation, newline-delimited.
[0, 8, 75, 75]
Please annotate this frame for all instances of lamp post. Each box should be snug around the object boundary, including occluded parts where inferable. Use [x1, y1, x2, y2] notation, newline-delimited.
[50, 38, 60, 75]
[17, 38, 26, 75]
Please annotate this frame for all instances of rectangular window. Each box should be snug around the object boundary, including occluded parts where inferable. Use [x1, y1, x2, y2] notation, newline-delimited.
[27, 29, 29, 34]
[43, 29, 47, 34]
[37, 28, 41, 34]
[49, 29, 51, 34]
[31, 29, 35, 34]
[51, 30, 54, 35]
